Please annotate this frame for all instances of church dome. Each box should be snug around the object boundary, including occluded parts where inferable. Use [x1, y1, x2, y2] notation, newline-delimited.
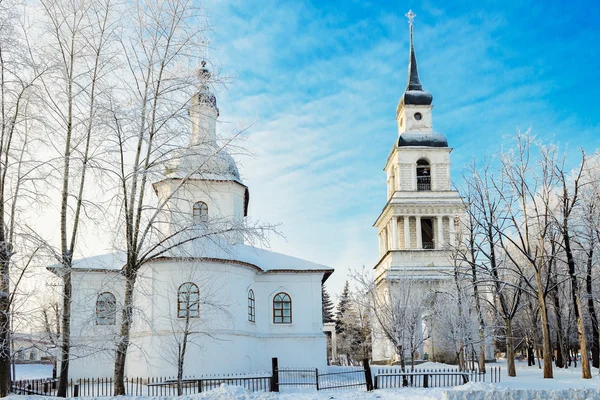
[402, 90, 433, 106]
[398, 131, 448, 148]
[166, 143, 240, 181]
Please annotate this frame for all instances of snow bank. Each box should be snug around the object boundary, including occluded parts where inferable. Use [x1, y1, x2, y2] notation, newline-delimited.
[443, 387, 600, 400]
[7, 384, 441, 400]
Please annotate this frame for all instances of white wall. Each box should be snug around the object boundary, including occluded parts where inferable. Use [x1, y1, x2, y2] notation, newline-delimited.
[69, 259, 328, 378]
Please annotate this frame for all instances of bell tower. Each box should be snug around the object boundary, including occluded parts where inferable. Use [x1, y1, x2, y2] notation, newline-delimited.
[371, 11, 466, 363]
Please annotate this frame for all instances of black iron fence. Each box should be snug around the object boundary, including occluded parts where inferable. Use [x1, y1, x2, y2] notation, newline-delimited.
[11, 361, 501, 396]
[374, 367, 501, 389]
[12, 374, 272, 397]
[271, 357, 372, 392]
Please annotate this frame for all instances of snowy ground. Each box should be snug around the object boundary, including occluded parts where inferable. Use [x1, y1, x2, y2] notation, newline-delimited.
[9, 360, 600, 399]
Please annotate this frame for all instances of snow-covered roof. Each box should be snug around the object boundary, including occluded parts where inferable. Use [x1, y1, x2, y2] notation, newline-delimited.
[53, 241, 333, 280]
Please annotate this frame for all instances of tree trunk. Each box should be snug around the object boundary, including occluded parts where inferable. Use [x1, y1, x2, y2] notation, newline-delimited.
[526, 339, 535, 367]
[113, 269, 136, 396]
[535, 271, 553, 378]
[552, 283, 566, 368]
[564, 226, 591, 378]
[555, 330, 564, 368]
[57, 266, 72, 397]
[505, 319, 516, 377]
[586, 250, 599, 369]
[0, 269, 10, 397]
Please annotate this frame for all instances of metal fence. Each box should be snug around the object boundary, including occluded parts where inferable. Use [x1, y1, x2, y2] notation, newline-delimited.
[317, 367, 366, 391]
[374, 367, 501, 389]
[11, 361, 501, 396]
[12, 374, 272, 397]
[273, 358, 371, 392]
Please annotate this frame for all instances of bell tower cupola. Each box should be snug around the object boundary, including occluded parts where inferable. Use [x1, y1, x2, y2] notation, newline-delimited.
[396, 11, 447, 148]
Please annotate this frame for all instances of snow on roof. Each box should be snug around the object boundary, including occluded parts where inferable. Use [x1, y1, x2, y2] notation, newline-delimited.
[59, 240, 332, 278]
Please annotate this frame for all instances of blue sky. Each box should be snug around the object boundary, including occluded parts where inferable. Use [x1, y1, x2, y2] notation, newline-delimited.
[203, 0, 600, 298]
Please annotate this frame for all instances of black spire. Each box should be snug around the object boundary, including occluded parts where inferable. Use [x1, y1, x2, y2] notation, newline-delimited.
[402, 12, 433, 106]
[407, 24, 423, 91]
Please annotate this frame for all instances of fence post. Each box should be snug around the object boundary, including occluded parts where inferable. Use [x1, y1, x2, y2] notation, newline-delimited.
[362, 358, 373, 391]
[73, 384, 79, 398]
[423, 374, 428, 388]
[198, 380, 202, 393]
[315, 368, 319, 391]
[270, 357, 279, 392]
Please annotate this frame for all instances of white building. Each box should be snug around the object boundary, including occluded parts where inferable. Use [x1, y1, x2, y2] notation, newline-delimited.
[58, 66, 333, 378]
[371, 19, 466, 363]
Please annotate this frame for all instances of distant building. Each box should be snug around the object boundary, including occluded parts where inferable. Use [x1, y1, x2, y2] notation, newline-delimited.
[51, 66, 333, 378]
[371, 16, 465, 363]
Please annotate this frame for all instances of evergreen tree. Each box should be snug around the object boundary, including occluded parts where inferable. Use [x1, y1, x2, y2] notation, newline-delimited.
[322, 284, 335, 323]
[336, 281, 351, 334]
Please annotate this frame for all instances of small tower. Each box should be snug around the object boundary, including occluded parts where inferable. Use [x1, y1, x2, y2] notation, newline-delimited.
[371, 11, 465, 363]
[152, 62, 249, 243]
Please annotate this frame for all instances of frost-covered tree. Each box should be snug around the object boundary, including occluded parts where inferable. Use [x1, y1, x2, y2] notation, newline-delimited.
[335, 281, 351, 334]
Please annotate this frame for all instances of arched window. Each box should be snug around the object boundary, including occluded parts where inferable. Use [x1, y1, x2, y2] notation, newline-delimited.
[96, 292, 116, 325]
[416, 159, 431, 191]
[193, 201, 208, 223]
[248, 289, 255, 323]
[178, 282, 200, 318]
[273, 292, 292, 324]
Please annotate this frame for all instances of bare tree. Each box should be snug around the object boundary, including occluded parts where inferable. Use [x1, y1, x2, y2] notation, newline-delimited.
[462, 161, 524, 376]
[103, 1, 274, 393]
[0, 0, 46, 393]
[551, 150, 592, 378]
[353, 267, 429, 370]
[494, 132, 558, 378]
[38, 0, 115, 394]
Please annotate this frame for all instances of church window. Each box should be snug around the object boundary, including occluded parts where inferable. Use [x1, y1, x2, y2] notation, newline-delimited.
[416, 159, 431, 191]
[96, 292, 117, 325]
[193, 201, 208, 223]
[248, 289, 255, 322]
[414, 112, 422, 121]
[178, 282, 200, 318]
[273, 292, 292, 324]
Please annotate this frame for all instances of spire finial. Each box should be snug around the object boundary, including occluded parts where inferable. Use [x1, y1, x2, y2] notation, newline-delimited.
[405, 9, 416, 26]
[405, 9, 423, 91]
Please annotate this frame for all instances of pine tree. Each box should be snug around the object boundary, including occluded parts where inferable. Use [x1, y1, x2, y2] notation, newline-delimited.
[336, 281, 351, 334]
[322, 284, 335, 323]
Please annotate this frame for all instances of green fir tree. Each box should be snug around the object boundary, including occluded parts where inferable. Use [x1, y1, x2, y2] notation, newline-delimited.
[322, 284, 335, 323]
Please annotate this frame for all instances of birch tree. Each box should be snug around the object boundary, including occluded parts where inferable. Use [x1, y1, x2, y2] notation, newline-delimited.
[104, 1, 272, 393]
[39, 0, 115, 395]
[0, 0, 46, 394]
[495, 132, 557, 378]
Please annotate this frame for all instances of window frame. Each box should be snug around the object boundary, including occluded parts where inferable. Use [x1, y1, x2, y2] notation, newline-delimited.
[192, 201, 209, 224]
[178, 282, 200, 319]
[96, 292, 117, 326]
[248, 289, 255, 323]
[273, 292, 292, 324]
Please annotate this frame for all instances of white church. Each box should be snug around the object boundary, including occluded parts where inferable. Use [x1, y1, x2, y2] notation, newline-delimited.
[370, 16, 467, 362]
[58, 65, 333, 378]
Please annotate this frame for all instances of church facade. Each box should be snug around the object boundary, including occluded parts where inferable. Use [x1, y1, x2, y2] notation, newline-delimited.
[61, 66, 333, 378]
[371, 18, 466, 363]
